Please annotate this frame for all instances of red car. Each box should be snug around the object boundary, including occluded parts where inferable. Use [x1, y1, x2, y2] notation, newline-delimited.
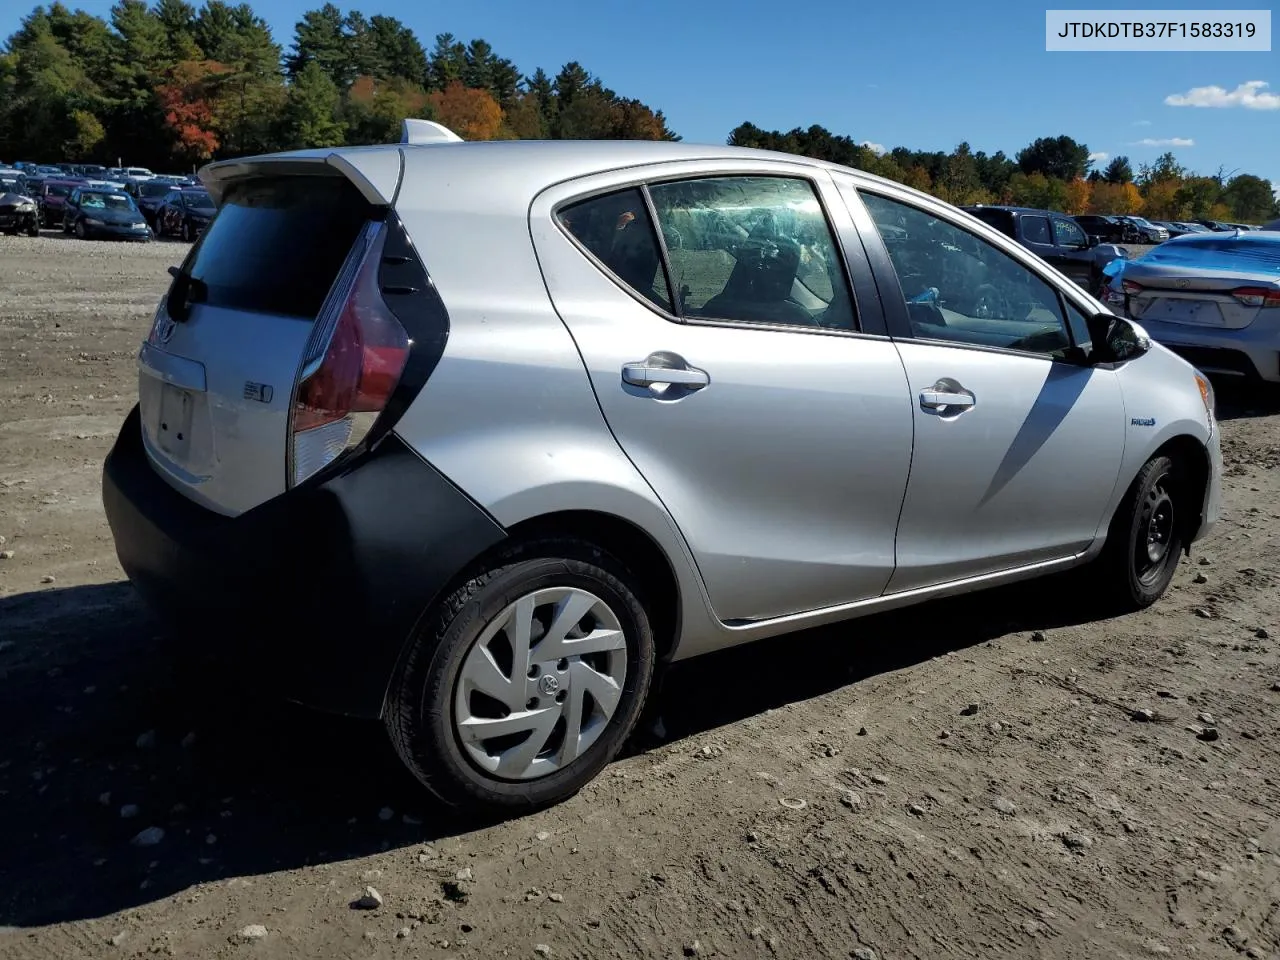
[35, 178, 79, 228]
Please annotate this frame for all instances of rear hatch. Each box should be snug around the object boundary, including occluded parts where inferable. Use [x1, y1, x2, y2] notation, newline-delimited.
[136, 154, 409, 517]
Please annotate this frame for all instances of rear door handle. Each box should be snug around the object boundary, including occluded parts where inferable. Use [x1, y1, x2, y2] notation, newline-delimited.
[622, 360, 710, 389]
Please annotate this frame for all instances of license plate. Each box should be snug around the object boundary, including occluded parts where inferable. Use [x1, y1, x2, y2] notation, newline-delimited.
[155, 383, 194, 460]
[1149, 298, 1224, 327]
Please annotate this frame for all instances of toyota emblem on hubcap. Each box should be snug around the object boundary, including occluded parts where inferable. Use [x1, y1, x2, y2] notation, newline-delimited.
[538, 674, 559, 695]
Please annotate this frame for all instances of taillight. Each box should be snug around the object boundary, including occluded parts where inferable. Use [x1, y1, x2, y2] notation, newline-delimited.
[1122, 280, 1143, 296]
[290, 222, 410, 486]
[1230, 286, 1280, 308]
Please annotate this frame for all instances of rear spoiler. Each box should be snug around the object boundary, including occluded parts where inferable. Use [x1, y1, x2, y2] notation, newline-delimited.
[198, 120, 464, 207]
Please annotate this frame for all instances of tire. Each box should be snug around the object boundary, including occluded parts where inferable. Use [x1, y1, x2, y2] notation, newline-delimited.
[26, 223, 39, 237]
[384, 538, 656, 813]
[181, 220, 191, 242]
[1091, 454, 1185, 610]
[74, 220, 86, 239]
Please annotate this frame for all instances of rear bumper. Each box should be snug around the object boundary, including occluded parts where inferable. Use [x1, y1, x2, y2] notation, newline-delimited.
[1129, 316, 1280, 383]
[101, 406, 506, 717]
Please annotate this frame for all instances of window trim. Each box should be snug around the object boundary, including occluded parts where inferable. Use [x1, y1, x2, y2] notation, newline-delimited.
[551, 172, 870, 340]
[851, 186, 1100, 365]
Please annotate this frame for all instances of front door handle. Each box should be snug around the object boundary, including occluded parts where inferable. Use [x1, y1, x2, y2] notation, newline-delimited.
[919, 379, 976, 412]
[919, 390, 975, 408]
[622, 355, 710, 390]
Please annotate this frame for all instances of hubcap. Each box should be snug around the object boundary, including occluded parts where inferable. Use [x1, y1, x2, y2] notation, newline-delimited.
[1135, 482, 1175, 584]
[453, 587, 627, 781]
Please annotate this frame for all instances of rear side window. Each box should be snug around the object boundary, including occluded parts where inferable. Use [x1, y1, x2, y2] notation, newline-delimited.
[183, 175, 372, 319]
[557, 188, 672, 311]
[1021, 216, 1052, 244]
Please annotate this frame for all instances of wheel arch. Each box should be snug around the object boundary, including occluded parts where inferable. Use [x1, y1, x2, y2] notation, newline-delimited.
[488, 509, 683, 666]
[1153, 432, 1212, 553]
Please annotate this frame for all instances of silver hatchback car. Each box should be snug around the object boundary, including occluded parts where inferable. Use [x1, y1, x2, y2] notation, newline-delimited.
[102, 123, 1222, 812]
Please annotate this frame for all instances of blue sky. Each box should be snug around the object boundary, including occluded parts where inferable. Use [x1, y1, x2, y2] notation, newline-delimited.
[6, 0, 1276, 187]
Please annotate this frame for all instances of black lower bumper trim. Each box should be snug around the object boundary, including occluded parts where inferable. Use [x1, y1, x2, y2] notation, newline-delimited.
[101, 406, 506, 717]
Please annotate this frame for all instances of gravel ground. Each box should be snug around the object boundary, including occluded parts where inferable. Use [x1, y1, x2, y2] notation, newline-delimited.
[2, 232, 1280, 960]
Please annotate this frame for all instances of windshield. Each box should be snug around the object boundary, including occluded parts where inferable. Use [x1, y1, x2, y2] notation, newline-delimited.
[1129, 217, 1153, 227]
[183, 191, 214, 210]
[0, 179, 24, 193]
[46, 184, 71, 198]
[81, 192, 136, 213]
[1140, 235, 1280, 272]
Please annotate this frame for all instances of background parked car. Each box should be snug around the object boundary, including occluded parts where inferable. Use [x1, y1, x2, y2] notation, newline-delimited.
[34, 177, 77, 227]
[0, 175, 41, 236]
[961, 204, 1126, 294]
[1100, 230, 1280, 385]
[62, 186, 151, 241]
[1116, 216, 1169, 243]
[154, 186, 216, 240]
[1071, 214, 1130, 243]
[126, 177, 183, 226]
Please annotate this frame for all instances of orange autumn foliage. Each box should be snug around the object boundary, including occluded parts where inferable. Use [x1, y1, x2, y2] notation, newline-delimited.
[426, 81, 503, 141]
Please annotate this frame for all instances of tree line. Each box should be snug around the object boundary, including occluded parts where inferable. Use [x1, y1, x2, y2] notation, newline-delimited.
[1, 2, 1275, 223]
[730, 125, 1278, 223]
[0, 1, 677, 169]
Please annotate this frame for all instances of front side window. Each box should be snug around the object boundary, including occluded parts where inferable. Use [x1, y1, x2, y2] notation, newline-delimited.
[860, 191, 1073, 358]
[647, 176, 855, 330]
[557, 187, 671, 311]
[1053, 218, 1088, 247]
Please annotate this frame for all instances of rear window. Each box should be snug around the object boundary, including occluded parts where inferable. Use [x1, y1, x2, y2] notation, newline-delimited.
[141, 182, 172, 197]
[46, 184, 70, 197]
[182, 175, 373, 319]
[1140, 236, 1280, 272]
[968, 208, 1015, 238]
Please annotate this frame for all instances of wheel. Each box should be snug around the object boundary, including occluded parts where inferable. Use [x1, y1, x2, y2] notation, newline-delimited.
[1091, 454, 1185, 610]
[384, 538, 656, 813]
[26, 222, 39, 237]
[74, 220, 86, 239]
[181, 220, 192, 242]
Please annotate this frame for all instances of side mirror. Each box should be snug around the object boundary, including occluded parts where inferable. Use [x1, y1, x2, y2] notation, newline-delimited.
[1085, 313, 1149, 364]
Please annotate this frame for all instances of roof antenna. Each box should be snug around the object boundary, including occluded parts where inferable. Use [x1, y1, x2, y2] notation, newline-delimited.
[400, 119, 463, 145]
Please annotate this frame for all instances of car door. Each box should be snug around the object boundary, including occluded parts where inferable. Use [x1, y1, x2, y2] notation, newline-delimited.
[530, 163, 914, 623]
[1050, 216, 1096, 290]
[836, 180, 1126, 593]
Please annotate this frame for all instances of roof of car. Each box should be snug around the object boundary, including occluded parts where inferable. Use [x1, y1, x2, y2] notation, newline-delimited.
[963, 204, 1067, 217]
[201, 139, 915, 204]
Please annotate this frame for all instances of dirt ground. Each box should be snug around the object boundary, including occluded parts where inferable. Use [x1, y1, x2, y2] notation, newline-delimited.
[2, 232, 1279, 960]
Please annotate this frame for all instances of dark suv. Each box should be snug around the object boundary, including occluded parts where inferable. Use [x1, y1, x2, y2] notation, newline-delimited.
[960, 205, 1125, 295]
[1071, 214, 1131, 244]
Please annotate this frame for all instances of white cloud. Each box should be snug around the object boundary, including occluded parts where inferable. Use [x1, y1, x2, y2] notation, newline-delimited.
[860, 140, 887, 156]
[1132, 137, 1195, 147]
[1165, 80, 1280, 110]
[1088, 151, 1109, 163]
[1133, 119, 1152, 126]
